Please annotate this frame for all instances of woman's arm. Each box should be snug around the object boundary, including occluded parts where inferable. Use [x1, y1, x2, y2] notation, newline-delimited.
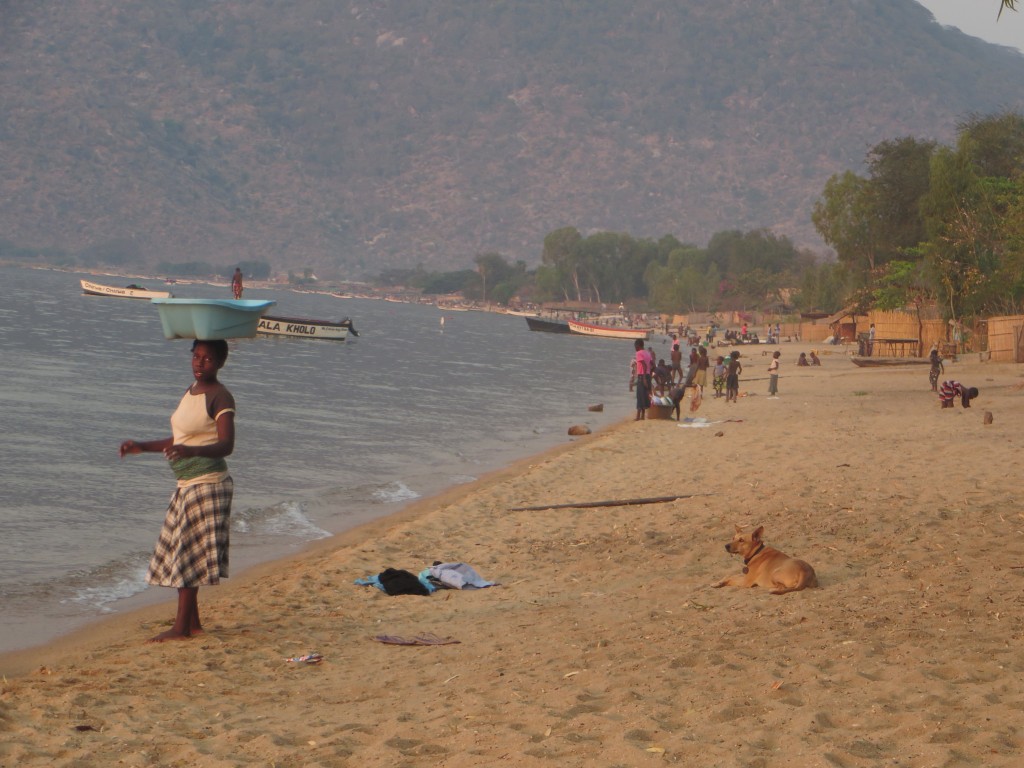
[120, 437, 173, 457]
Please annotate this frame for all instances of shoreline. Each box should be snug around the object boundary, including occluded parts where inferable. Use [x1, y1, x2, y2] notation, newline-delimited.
[6, 358, 1024, 766]
[2, 262, 634, 660]
[0, 420, 618, 678]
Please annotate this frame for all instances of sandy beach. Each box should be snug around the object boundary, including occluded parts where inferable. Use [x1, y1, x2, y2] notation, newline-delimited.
[3, 352, 1024, 767]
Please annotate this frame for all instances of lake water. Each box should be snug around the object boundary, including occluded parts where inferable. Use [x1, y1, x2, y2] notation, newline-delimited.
[0, 265, 649, 654]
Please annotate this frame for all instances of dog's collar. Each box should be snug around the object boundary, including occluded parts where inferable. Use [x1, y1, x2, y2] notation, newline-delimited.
[742, 543, 765, 574]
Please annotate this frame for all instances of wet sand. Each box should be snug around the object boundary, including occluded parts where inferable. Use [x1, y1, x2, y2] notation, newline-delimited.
[3, 352, 1024, 767]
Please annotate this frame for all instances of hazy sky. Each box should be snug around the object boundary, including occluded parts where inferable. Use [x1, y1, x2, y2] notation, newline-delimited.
[916, 0, 1023, 52]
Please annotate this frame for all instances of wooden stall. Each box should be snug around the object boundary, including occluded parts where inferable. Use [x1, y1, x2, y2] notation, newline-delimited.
[985, 315, 1024, 362]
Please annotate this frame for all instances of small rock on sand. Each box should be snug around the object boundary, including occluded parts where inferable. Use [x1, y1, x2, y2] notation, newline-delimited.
[588, 404, 604, 412]
[568, 425, 592, 436]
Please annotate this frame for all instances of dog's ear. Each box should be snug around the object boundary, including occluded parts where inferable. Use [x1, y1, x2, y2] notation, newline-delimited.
[751, 525, 764, 542]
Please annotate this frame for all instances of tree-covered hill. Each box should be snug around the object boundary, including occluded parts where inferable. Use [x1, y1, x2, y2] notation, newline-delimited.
[1, 0, 1022, 277]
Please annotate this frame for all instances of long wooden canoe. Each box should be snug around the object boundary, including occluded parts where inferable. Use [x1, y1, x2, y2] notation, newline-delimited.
[851, 356, 929, 367]
[81, 279, 172, 299]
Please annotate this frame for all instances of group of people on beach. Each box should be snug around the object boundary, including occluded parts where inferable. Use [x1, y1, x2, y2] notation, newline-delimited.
[631, 335, 752, 420]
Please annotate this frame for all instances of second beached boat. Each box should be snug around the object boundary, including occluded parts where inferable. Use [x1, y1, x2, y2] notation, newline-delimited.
[257, 315, 357, 340]
[568, 319, 652, 341]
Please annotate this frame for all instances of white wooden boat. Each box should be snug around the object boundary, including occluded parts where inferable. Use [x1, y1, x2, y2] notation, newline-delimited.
[81, 279, 172, 300]
[150, 298, 276, 340]
[257, 315, 357, 340]
[568, 319, 652, 340]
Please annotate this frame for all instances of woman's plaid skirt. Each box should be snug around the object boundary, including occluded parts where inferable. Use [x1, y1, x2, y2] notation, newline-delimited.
[147, 476, 233, 588]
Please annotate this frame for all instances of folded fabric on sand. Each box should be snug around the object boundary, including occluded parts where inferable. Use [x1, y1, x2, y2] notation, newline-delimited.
[678, 417, 712, 428]
[424, 562, 498, 590]
[355, 562, 498, 595]
[677, 417, 743, 428]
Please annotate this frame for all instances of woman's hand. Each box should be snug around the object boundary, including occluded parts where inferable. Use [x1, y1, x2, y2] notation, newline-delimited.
[163, 444, 193, 461]
[119, 440, 142, 458]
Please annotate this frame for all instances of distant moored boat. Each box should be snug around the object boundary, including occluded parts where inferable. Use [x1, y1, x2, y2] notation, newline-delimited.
[525, 316, 572, 334]
[80, 278, 173, 300]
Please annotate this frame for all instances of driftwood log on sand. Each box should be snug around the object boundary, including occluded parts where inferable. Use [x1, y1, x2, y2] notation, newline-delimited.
[510, 493, 711, 512]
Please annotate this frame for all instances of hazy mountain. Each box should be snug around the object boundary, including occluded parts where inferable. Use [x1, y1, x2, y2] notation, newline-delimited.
[2, 0, 1023, 277]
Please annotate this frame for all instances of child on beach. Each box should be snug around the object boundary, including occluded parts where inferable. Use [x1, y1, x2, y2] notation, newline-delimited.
[797, 352, 809, 366]
[694, 346, 709, 393]
[670, 335, 683, 383]
[810, 350, 821, 366]
[713, 356, 727, 398]
[726, 351, 742, 403]
[929, 347, 944, 392]
[653, 358, 672, 395]
[938, 380, 978, 409]
[119, 339, 236, 642]
[767, 350, 780, 397]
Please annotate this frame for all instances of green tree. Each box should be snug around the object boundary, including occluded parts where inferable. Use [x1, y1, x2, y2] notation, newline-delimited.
[957, 111, 1024, 179]
[541, 226, 584, 301]
[473, 252, 504, 302]
[919, 113, 1024, 319]
[812, 171, 881, 276]
[420, 269, 477, 295]
[791, 261, 850, 314]
[865, 137, 936, 261]
[533, 264, 563, 301]
[919, 147, 993, 321]
[871, 260, 931, 311]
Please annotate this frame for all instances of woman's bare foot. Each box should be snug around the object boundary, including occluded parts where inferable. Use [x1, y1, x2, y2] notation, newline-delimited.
[148, 628, 192, 643]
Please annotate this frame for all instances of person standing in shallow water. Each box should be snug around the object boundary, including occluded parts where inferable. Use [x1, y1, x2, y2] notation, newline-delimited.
[630, 338, 651, 420]
[232, 268, 244, 299]
[120, 339, 236, 642]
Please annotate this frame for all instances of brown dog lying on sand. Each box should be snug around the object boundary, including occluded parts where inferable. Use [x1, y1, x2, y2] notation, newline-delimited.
[713, 525, 818, 594]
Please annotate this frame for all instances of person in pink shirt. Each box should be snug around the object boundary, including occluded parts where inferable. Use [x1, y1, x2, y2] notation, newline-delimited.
[630, 338, 651, 420]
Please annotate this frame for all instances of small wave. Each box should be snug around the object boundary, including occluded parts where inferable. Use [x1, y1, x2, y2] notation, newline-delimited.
[448, 474, 478, 485]
[371, 482, 421, 504]
[234, 500, 332, 540]
[61, 560, 150, 612]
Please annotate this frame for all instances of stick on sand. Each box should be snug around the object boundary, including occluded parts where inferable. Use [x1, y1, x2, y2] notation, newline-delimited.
[509, 493, 711, 512]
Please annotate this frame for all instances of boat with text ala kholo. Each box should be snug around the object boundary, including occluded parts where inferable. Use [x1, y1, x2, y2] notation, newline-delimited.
[81, 278, 173, 300]
[257, 315, 358, 341]
[568, 318, 652, 341]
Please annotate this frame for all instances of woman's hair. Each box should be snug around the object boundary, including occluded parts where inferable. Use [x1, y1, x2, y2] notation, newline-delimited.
[192, 339, 229, 364]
